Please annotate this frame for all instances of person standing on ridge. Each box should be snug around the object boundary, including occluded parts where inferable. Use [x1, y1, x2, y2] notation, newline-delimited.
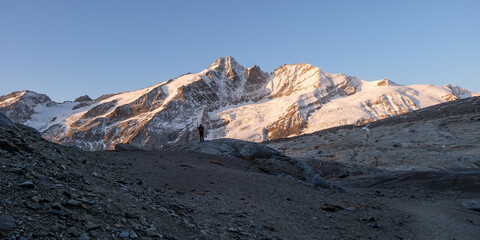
[198, 124, 205, 142]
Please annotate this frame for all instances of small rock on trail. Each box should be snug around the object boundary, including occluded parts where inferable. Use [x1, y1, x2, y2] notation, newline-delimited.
[0, 215, 16, 232]
[462, 200, 480, 212]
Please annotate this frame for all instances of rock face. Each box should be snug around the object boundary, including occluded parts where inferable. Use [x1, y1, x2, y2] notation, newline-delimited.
[74, 95, 92, 103]
[0, 57, 478, 150]
[0, 90, 53, 124]
[0, 112, 14, 126]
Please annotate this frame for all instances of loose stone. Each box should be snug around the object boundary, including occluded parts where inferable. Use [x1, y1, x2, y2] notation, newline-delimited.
[119, 230, 130, 238]
[19, 181, 35, 189]
[0, 215, 16, 232]
[78, 233, 90, 240]
[462, 200, 480, 212]
[48, 209, 68, 216]
[67, 199, 82, 207]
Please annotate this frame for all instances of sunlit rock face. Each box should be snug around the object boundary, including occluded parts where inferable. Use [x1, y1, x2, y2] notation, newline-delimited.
[0, 56, 476, 150]
[0, 91, 53, 123]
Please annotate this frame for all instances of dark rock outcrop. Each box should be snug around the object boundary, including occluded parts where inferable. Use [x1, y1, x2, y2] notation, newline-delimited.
[0, 112, 14, 126]
[74, 95, 92, 102]
[168, 139, 332, 189]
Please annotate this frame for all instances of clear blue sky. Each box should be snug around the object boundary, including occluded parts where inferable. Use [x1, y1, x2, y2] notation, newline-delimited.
[1, 0, 479, 102]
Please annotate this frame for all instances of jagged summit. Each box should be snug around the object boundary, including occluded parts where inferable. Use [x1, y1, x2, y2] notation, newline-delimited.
[0, 90, 51, 103]
[208, 56, 241, 70]
[376, 78, 398, 87]
[0, 57, 476, 150]
[205, 56, 246, 83]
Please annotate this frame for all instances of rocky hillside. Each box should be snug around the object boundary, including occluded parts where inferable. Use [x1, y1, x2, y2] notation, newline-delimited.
[266, 96, 480, 172]
[0, 113, 172, 239]
[2, 111, 480, 239]
[1, 57, 478, 150]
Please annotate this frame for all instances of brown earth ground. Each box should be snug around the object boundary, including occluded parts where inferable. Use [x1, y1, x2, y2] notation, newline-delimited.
[93, 150, 480, 240]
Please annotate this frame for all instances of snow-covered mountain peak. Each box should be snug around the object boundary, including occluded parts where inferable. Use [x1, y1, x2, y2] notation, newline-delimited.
[0, 90, 51, 105]
[202, 57, 248, 88]
[268, 64, 319, 97]
[273, 63, 317, 75]
[443, 84, 473, 100]
[0, 90, 53, 124]
[356, 78, 401, 92]
[376, 78, 397, 87]
[0, 57, 476, 150]
[267, 63, 361, 98]
[208, 56, 243, 70]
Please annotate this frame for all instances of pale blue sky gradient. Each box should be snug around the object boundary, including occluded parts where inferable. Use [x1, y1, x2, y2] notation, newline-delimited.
[1, 0, 479, 101]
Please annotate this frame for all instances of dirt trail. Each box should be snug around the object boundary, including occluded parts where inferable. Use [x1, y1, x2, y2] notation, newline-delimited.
[97, 150, 480, 239]
[395, 199, 480, 240]
[348, 187, 480, 240]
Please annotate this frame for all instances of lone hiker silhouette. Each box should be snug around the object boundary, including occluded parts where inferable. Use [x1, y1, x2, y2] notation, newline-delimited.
[198, 124, 205, 142]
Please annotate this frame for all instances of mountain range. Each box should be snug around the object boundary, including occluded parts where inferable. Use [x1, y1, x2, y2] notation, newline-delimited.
[1, 56, 478, 150]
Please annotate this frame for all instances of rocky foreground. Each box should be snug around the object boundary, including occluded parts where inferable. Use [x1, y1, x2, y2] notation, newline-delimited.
[1, 95, 480, 239]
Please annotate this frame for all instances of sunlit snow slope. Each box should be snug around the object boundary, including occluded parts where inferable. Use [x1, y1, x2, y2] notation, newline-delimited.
[1, 57, 477, 150]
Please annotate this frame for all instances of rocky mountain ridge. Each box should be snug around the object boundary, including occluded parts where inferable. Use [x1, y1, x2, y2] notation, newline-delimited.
[1, 56, 478, 150]
[266, 96, 480, 172]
